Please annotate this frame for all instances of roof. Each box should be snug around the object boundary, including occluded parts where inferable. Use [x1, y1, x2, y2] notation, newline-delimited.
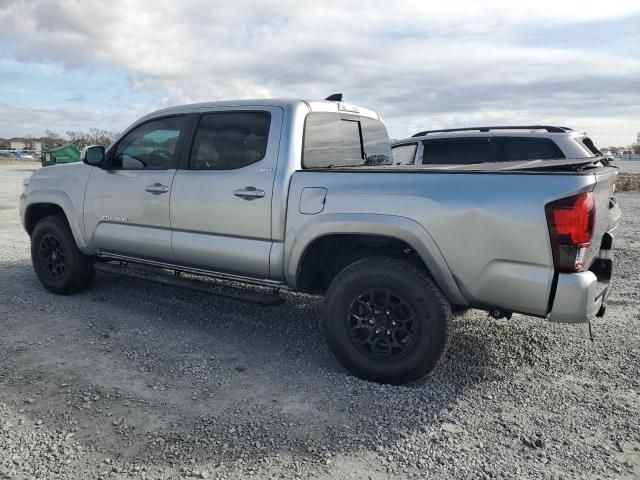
[136, 98, 381, 125]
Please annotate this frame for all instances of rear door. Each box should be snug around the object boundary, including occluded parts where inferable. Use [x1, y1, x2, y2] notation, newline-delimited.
[84, 115, 188, 262]
[170, 107, 283, 279]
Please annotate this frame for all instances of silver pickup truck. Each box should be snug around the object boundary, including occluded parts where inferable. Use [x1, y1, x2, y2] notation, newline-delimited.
[20, 98, 621, 384]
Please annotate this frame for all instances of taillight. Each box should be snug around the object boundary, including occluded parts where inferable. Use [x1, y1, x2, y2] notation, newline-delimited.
[545, 192, 595, 272]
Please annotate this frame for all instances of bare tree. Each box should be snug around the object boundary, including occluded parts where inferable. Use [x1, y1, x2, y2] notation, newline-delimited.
[634, 132, 640, 155]
[66, 129, 119, 149]
[43, 130, 63, 149]
[88, 128, 119, 147]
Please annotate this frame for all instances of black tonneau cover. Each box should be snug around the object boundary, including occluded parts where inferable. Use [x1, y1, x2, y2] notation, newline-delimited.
[310, 157, 608, 173]
[409, 157, 606, 172]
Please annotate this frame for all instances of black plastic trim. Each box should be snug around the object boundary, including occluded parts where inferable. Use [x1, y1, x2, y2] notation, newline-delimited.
[412, 125, 570, 137]
[546, 270, 560, 314]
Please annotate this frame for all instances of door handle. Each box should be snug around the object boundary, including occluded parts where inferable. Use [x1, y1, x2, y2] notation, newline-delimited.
[234, 187, 265, 200]
[145, 183, 169, 195]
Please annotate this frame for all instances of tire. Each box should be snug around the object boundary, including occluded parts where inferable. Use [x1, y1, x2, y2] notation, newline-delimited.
[322, 256, 452, 385]
[30, 215, 95, 294]
[451, 305, 471, 315]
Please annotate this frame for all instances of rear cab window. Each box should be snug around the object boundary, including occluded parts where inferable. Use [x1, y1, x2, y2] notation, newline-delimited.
[302, 113, 392, 168]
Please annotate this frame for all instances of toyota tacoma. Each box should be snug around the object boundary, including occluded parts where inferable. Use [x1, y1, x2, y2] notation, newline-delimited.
[20, 97, 621, 384]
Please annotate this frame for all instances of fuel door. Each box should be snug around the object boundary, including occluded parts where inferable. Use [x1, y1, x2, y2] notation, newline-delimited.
[299, 187, 327, 215]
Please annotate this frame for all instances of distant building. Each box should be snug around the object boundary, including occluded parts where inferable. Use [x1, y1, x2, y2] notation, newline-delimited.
[0, 137, 52, 151]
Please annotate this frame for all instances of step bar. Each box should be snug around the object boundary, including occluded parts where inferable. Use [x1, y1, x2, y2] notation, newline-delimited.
[94, 261, 284, 306]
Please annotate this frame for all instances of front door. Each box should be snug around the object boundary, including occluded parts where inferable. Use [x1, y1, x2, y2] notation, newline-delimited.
[84, 115, 188, 262]
[170, 107, 282, 279]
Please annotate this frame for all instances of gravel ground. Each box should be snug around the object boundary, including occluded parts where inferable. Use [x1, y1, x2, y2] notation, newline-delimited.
[1, 163, 638, 479]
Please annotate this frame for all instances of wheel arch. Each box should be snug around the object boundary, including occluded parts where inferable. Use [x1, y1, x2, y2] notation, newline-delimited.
[23, 191, 90, 253]
[285, 213, 466, 305]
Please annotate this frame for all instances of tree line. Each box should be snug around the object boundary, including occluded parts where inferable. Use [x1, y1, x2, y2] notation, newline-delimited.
[604, 132, 640, 155]
[20, 129, 119, 150]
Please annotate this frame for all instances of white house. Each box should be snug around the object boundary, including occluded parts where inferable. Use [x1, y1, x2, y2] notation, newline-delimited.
[7, 138, 45, 151]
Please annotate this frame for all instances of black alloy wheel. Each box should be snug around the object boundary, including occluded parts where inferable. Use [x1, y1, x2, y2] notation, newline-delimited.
[38, 233, 67, 279]
[30, 214, 95, 294]
[323, 256, 452, 385]
[346, 288, 418, 361]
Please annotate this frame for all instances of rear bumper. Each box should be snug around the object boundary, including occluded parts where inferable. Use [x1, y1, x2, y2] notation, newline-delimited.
[548, 230, 614, 324]
[547, 271, 610, 323]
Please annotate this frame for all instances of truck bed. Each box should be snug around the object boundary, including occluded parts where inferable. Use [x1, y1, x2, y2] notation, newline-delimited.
[287, 162, 618, 319]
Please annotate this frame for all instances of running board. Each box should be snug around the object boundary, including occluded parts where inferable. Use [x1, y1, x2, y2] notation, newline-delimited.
[94, 261, 284, 306]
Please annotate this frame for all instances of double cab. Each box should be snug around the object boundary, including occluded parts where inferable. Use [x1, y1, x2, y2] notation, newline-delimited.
[21, 98, 621, 384]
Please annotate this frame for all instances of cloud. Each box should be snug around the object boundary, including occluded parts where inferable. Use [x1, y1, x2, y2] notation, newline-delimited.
[65, 94, 85, 102]
[0, 103, 104, 138]
[0, 0, 639, 145]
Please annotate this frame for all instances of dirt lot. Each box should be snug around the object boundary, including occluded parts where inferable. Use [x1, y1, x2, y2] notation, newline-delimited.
[1, 163, 639, 479]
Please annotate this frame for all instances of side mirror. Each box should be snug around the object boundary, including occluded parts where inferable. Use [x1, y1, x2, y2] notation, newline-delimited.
[81, 145, 106, 167]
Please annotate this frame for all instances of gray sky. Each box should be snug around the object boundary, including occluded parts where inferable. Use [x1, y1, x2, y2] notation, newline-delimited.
[1, 0, 639, 146]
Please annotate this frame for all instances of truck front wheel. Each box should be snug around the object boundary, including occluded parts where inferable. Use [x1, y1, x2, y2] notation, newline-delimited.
[31, 215, 95, 294]
[322, 256, 452, 385]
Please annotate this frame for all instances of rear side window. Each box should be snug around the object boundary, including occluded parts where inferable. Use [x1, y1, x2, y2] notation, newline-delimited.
[392, 143, 418, 165]
[302, 113, 391, 168]
[422, 139, 493, 164]
[496, 137, 564, 161]
[189, 111, 270, 170]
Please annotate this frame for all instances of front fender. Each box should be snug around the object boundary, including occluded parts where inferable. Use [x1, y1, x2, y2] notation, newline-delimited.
[284, 213, 466, 305]
[22, 189, 91, 254]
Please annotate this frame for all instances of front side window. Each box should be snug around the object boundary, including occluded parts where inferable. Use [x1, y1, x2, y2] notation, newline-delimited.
[303, 113, 391, 168]
[113, 116, 185, 170]
[422, 139, 493, 164]
[392, 143, 418, 165]
[189, 111, 271, 170]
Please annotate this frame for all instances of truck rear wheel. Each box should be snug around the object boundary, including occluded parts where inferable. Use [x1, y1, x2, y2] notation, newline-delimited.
[31, 215, 95, 294]
[322, 256, 452, 385]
